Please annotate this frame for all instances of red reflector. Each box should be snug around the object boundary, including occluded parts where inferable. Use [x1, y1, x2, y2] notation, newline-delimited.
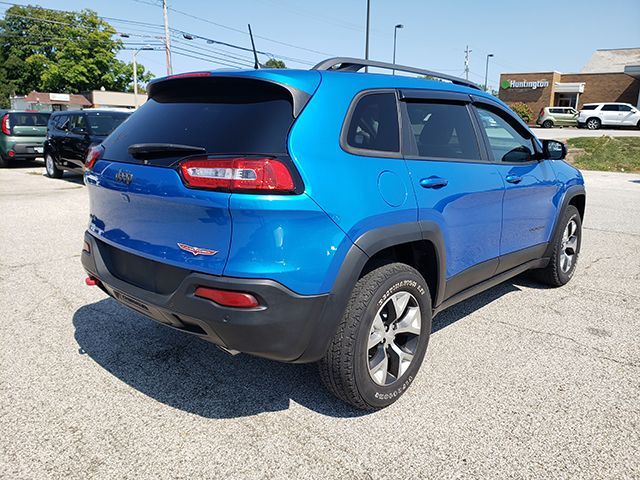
[194, 286, 260, 308]
[8, 150, 14, 157]
[85, 276, 98, 286]
[84, 145, 104, 171]
[179, 157, 295, 193]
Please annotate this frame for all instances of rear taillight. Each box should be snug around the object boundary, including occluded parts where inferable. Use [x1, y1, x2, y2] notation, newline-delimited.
[179, 157, 296, 193]
[538, 109, 544, 119]
[1, 114, 10, 135]
[84, 145, 104, 171]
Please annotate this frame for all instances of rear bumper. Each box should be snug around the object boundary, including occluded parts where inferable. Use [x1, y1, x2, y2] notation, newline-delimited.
[81, 232, 331, 363]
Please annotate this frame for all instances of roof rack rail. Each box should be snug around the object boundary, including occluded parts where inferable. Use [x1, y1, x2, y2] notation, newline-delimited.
[311, 57, 481, 90]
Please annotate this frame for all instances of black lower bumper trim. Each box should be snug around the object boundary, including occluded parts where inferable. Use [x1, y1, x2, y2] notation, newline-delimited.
[82, 232, 329, 362]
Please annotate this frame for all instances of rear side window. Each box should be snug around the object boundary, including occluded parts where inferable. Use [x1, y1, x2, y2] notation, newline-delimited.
[405, 102, 480, 160]
[101, 77, 296, 163]
[86, 112, 129, 136]
[581, 105, 597, 110]
[345, 92, 399, 153]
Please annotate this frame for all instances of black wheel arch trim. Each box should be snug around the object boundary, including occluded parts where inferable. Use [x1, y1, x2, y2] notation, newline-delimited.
[297, 221, 446, 362]
[543, 185, 586, 258]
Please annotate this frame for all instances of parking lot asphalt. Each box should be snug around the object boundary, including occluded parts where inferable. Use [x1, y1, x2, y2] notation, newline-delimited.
[1, 162, 639, 479]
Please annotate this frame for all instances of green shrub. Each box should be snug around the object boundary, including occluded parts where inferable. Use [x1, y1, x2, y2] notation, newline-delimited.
[510, 102, 533, 124]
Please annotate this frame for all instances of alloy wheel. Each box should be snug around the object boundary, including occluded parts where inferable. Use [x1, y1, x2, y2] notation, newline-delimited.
[560, 217, 579, 273]
[367, 291, 421, 386]
[45, 155, 54, 175]
[586, 119, 599, 130]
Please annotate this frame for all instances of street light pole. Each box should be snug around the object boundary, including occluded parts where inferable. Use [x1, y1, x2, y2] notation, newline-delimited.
[162, 0, 172, 75]
[364, 0, 371, 72]
[392, 24, 403, 75]
[133, 45, 152, 108]
[484, 53, 494, 92]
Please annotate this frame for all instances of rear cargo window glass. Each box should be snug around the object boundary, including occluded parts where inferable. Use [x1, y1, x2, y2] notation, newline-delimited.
[101, 77, 295, 162]
[7, 112, 50, 134]
[345, 93, 400, 153]
[86, 112, 129, 136]
[406, 102, 480, 160]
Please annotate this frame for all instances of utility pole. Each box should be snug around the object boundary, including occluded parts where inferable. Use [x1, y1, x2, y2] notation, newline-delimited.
[133, 45, 153, 108]
[364, 0, 371, 72]
[464, 45, 472, 81]
[162, 0, 172, 75]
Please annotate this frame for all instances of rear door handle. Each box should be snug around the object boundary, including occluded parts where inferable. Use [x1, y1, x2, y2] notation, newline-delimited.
[420, 176, 448, 189]
[505, 174, 522, 184]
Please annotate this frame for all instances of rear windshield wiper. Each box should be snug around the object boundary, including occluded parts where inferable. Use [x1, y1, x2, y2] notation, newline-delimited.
[128, 143, 206, 159]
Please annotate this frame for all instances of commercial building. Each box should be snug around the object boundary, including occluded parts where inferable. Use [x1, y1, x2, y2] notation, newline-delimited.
[10, 89, 147, 111]
[498, 48, 640, 121]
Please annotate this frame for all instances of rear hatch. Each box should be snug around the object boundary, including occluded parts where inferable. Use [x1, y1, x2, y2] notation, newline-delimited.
[87, 74, 309, 276]
[3, 112, 49, 139]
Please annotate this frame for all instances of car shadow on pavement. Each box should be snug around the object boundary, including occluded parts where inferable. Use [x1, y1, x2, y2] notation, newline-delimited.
[73, 278, 527, 419]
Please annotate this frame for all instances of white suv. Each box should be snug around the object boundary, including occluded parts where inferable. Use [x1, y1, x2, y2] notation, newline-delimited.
[578, 103, 640, 130]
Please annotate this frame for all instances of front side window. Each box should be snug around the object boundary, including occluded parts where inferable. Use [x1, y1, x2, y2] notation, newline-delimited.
[618, 105, 632, 112]
[476, 106, 534, 163]
[405, 102, 480, 160]
[69, 114, 87, 132]
[601, 104, 619, 111]
[86, 112, 129, 136]
[345, 92, 399, 153]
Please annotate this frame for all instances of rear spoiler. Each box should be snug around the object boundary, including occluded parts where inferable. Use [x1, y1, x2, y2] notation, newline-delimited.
[147, 73, 312, 117]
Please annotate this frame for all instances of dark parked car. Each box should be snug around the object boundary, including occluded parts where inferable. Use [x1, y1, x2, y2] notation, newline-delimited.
[0, 110, 50, 167]
[44, 109, 130, 178]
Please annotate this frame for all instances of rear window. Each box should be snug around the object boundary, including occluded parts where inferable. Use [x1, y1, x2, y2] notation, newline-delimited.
[344, 92, 399, 154]
[6, 112, 50, 135]
[86, 112, 129, 136]
[101, 77, 295, 163]
[581, 105, 597, 110]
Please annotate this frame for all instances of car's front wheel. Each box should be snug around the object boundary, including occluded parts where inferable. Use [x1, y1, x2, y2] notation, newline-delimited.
[45, 153, 63, 178]
[534, 205, 582, 287]
[586, 117, 601, 130]
[319, 263, 432, 410]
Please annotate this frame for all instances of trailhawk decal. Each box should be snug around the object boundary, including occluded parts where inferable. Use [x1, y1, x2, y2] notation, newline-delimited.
[177, 243, 218, 256]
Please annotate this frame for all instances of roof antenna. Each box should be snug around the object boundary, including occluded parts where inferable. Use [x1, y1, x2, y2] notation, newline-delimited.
[248, 24, 260, 69]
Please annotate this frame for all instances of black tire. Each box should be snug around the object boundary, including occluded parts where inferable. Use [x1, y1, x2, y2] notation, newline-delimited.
[636, 120, 640, 130]
[45, 153, 63, 178]
[319, 263, 432, 410]
[533, 205, 582, 287]
[542, 120, 554, 128]
[586, 117, 601, 130]
[0, 155, 8, 168]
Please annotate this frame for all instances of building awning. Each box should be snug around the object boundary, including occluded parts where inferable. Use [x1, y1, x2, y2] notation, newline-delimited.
[554, 82, 585, 93]
[23, 91, 91, 106]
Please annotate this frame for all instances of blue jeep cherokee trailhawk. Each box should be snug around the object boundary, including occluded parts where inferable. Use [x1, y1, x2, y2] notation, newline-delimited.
[81, 58, 585, 410]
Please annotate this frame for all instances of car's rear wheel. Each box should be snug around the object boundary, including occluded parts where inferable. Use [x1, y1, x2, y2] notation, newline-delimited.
[45, 153, 63, 178]
[319, 263, 432, 410]
[586, 117, 601, 130]
[533, 205, 582, 287]
[542, 120, 554, 128]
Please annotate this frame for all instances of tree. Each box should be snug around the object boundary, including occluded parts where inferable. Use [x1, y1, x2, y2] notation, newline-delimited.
[0, 5, 153, 107]
[264, 58, 286, 69]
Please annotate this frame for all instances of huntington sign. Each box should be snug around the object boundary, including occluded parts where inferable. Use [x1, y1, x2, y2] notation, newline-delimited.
[500, 79, 550, 90]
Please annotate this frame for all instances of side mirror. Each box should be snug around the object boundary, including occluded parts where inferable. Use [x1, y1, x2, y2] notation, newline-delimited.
[542, 139, 566, 160]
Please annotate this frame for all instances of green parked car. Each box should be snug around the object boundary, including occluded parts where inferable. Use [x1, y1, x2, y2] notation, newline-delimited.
[536, 107, 578, 128]
[0, 110, 50, 167]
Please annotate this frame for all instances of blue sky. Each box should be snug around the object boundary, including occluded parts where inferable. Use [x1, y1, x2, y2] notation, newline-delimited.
[5, 0, 640, 90]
